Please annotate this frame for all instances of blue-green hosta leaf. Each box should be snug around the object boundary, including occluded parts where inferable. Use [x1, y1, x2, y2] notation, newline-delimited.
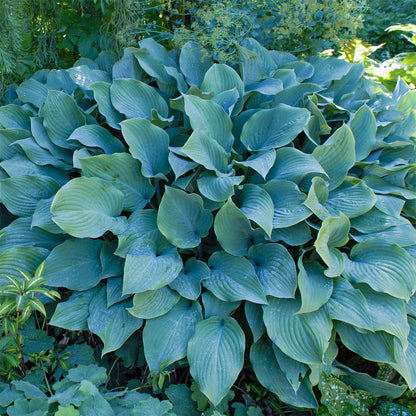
[0, 217, 65, 255]
[32, 197, 64, 234]
[271, 83, 322, 107]
[262, 179, 311, 228]
[197, 171, 244, 202]
[325, 179, 377, 219]
[308, 56, 351, 88]
[123, 239, 182, 294]
[350, 208, 409, 234]
[106, 277, 130, 307]
[68, 125, 124, 154]
[408, 293, 416, 318]
[49, 287, 101, 330]
[157, 187, 213, 249]
[214, 198, 260, 256]
[116, 209, 166, 258]
[16, 79, 50, 108]
[187, 316, 245, 406]
[250, 338, 317, 409]
[42, 90, 86, 149]
[0, 128, 27, 160]
[51, 177, 127, 238]
[364, 174, 416, 200]
[205, 251, 266, 304]
[168, 151, 198, 179]
[236, 184, 274, 236]
[0, 104, 31, 130]
[121, 118, 170, 178]
[46, 69, 77, 93]
[314, 214, 350, 277]
[392, 317, 416, 390]
[349, 104, 376, 161]
[181, 129, 229, 174]
[144, 300, 202, 371]
[202, 291, 240, 319]
[90, 81, 123, 129]
[184, 95, 234, 152]
[80, 153, 154, 211]
[201, 64, 244, 115]
[335, 322, 396, 364]
[361, 286, 409, 350]
[397, 90, 416, 115]
[248, 243, 297, 298]
[263, 297, 333, 364]
[169, 258, 209, 300]
[312, 124, 355, 191]
[267, 147, 326, 184]
[303, 176, 329, 220]
[234, 149, 276, 179]
[343, 238, 416, 300]
[375, 195, 405, 218]
[0, 246, 48, 284]
[165, 384, 200, 416]
[297, 258, 333, 314]
[179, 42, 212, 88]
[100, 240, 124, 279]
[43, 238, 103, 290]
[110, 78, 169, 119]
[68, 65, 110, 89]
[270, 221, 312, 246]
[281, 60, 314, 80]
[328, 278, 373, 331]
[240, 104, 309, 151]
[351, 224, 416, 248]
[245, 302, 266, 342]
[88, 287, 142, 355]
[128, 286, 180, 319]
[0, 175, 59, 217]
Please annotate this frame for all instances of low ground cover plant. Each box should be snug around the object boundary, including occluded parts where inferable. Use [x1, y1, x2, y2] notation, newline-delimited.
[1, 38, 416, 414]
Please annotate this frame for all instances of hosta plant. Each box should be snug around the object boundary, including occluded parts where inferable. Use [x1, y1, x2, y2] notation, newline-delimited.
[1, 37, 416, 410]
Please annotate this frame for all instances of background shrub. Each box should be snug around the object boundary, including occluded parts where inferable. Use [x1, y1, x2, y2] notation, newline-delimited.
[1, 37, 416, 413]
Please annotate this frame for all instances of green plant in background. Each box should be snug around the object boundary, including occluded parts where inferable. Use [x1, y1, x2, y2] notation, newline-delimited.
[2, 37, 416, 414]
[0, 262, 60, 381]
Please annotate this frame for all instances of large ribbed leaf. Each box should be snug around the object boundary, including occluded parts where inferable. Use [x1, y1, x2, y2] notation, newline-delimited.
[32, 197, 63, 234]
[121, 118, 170, 178]
[250, 338, 317, 409]
[43, 239, 103, 290]
[263, 297, 332, 364]
[335, 322, 396, 363]
[349, 104, 376, 161]
[181, 129, 229, 174]
[240, 104, 309, 151]
[16, 78, 50, 108]
[325, 179, 377, 219]
[51, 177, 127, 238]
[328, 278, 373, 331]
[234, 149, 276, 179]
[267, 147, 326, 184]
[0, 246, 48, 284]
[343, 238, 416, 300]
[214, 198, 257, 256]
[49, 287, 101, 331]
[187, 316, 245, 406]
[197, 172, 243, 202]
[128, 286, 180, 319]
[0, 175, 59, 217]
[0, 104, 31, 130]
[42, 90, 86, 149]
[144, 300, 202, 371]
[184, 95, 234, 152]
[169, 258, 209, 300]
[110, 78, 169, 119]
[245, 302, 266, 342]
[205, 251, 266, 304]
[350, 208, 409, 234]
[202, 291, 240, 319]
[0, 128, 28, 160]
[68, 125, 125, 154]
[157, 187, 213, 249]
[123, 239, 182, 294]
[303, 176, 330, 220]
[0, 217, 64, 255]
[236, 184, 274, 236]
[314, 214, 350, 277]
[90, 81, 123, 129]
[80, 153, 154, 211]
[392, 317, 416, 389]
[88, 287, 143, 355]
[179, 41, 212, 88]
[248, 243, 297, 298]
[262, 179, 311, 228]
[297, 258, 333, 314]
[312, 125, 355, 191]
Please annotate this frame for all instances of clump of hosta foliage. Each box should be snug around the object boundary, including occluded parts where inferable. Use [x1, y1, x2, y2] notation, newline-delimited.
[1, 37, 416, 411]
